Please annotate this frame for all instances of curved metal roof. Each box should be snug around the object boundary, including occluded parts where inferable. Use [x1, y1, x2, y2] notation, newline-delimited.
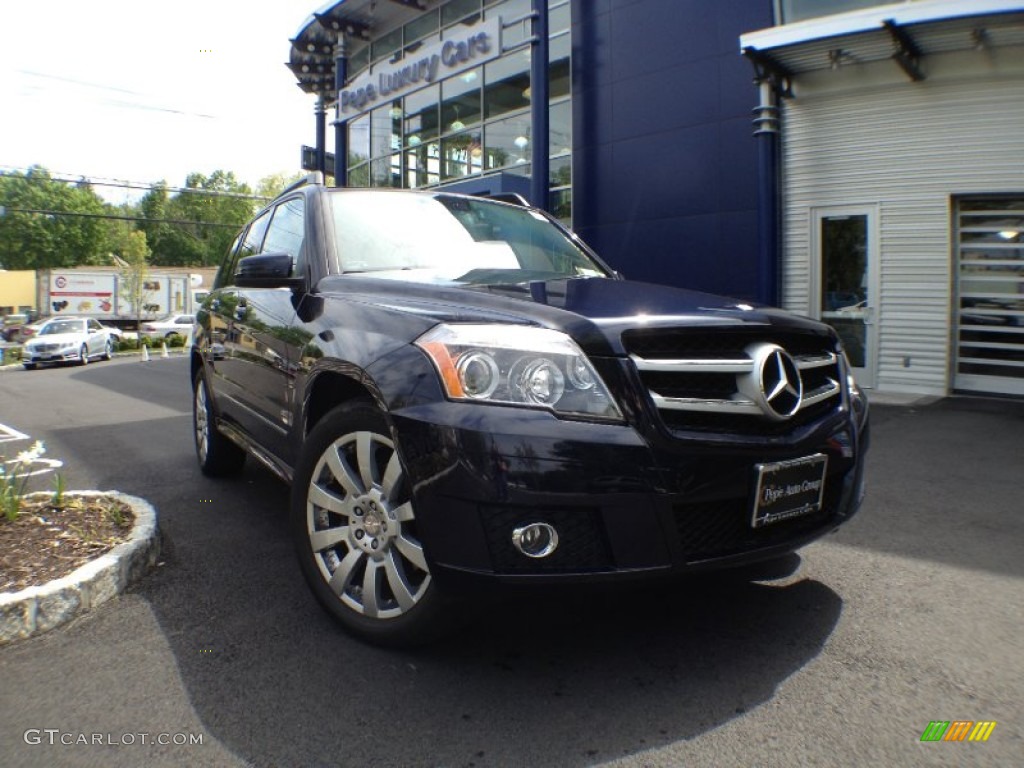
[288, 0, 427, 96]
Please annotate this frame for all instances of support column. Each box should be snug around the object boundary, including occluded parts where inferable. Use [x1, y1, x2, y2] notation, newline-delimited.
[315, 95, 327, 176]
[529, 0, 549, 211]
[753, 79, 780, 307]
[333, 36, 348, 187]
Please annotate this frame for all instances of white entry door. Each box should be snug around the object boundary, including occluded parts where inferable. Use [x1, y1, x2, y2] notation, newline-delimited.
[813, 206, 879, 388]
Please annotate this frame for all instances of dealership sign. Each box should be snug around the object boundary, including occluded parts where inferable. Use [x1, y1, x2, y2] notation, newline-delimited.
[337, 17, 501, 118]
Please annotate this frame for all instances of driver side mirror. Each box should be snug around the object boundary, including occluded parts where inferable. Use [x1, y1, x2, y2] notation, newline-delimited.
[235, 252, 306, 289]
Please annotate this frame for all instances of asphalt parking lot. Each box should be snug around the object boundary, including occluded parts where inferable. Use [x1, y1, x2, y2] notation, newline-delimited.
[0, 356, 1021, 767]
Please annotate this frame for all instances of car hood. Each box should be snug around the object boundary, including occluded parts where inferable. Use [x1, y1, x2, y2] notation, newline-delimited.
[317, 275, 833, 357]
[27, 332, 88, 347]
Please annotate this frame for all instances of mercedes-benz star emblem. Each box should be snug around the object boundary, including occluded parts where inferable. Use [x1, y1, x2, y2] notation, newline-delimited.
[744, 344, 803, 420]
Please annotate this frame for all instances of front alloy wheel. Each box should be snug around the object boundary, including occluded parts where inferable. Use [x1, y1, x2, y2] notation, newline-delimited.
[292, 401, 443, 646]
[78, 345, 89, 365]
[193, 368, 245, 476]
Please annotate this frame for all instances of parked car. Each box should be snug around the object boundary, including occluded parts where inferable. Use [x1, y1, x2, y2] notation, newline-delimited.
[192, 180, 869, 646]
[22, 317, 116, 369]
[140, 314, 195, 340]
[1, 312, 38, 343]
[9, 317, 48, 345]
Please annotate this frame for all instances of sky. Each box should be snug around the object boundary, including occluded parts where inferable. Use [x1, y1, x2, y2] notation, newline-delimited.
[0, 0, 323, 203]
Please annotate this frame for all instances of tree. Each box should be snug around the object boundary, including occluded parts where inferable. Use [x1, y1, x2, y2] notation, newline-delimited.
[166, 170, 257, 267]
[114, 227, 156, 332]
[256, 172, 303, 200]
[0, 167, 110, 269]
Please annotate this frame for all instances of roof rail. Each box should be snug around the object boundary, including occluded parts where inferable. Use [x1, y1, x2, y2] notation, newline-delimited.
[279, 171, 325, 196]
[473, 192, 531, 207]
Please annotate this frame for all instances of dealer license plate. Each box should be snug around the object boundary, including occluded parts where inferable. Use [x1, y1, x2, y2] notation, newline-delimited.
[751, 454, 828, 529]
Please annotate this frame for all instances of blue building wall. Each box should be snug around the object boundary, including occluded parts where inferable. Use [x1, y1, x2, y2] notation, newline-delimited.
[570, 0, 772, 301]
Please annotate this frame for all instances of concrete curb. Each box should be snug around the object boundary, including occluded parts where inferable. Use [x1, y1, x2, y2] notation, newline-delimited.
[0, 492, 160, 645]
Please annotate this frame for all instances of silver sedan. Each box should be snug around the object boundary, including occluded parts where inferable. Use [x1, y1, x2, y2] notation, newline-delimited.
[22, 317, 115, 369]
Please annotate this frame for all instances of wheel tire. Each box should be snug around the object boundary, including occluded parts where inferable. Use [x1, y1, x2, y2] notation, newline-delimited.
[193, 368, 246, 476]
[291, 399, 449, 647]
[79, 345, 89, 366]
[102, 339, 114, 361]
[23, 363, 36, 370]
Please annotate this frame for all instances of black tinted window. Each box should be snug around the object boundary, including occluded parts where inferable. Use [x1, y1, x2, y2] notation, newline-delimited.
[262, 197, 306, 266]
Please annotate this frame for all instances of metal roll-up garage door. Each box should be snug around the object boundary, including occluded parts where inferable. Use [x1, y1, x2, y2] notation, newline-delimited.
[954, 197, 1024, 396]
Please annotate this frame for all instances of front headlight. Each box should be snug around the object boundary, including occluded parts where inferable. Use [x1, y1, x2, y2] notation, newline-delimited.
[416, 324, 623, 421]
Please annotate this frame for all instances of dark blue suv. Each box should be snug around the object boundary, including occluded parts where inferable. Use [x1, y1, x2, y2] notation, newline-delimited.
[192, 178, 868, 646]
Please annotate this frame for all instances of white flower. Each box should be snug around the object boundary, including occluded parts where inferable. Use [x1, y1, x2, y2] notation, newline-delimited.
[15, 440, 46, 463]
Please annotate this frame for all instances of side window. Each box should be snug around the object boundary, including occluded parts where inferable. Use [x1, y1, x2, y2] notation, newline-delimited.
[239, 209, 273, 259]
[88, 319, 102, 332]
[220, 209, 272, 287]
[262, 197, 306, 274]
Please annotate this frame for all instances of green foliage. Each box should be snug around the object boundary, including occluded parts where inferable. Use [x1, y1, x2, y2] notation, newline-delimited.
[167, 334, 186, 348]
[156, 170, 258, 267]
[116, 229, 156, 332]
[256, 172, 303, 200]
[0, 165, 280, 272]
[0, 167, 110, 269]
[51, 472, 66, 509]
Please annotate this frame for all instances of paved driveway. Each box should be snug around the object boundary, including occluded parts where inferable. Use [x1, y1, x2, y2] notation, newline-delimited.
[0, 357, 1020, 767]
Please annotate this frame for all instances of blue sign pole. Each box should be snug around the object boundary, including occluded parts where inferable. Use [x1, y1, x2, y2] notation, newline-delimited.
[529, 0, 549, 212]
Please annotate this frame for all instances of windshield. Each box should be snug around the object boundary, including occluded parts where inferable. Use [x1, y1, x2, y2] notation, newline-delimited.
[328, 191, 609, 285]
[41, 320, 85, 335]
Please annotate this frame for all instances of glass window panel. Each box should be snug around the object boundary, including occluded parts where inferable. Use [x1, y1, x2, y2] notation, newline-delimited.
[549, 155, 571, 188]
[484, 115, 532, 171]
[550, 188, 571, 224]
[347, 114, 371, 165]
[549, 34, 570, 99]
[441, 69, 482, 134]
[405, 142, 442, 188]
[484, 50, 531, 119]
[370, 104, 401, 158]
[549, 4, 570, 34]
[404, 84, 440, 144]
[348, 163, 371, 187]
[441, 130, 484, 180]
[443, 0, 481, 27]
[780, 0, 897, 24]
[348, 45, 370, 76]
[405, 12, 439, 43]
[549, 100, 571, 157]
[488, 0, 530, 47]
[372, 27, 403, 62]
[820, 215, 868, 368]
[371, 156, 402, 188]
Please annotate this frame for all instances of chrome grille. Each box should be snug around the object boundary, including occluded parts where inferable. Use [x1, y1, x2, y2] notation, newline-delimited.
[623, 328, 844, 435]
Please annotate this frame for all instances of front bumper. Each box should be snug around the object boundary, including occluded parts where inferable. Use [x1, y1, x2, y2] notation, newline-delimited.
[390, 399, 868, 587]
[24, 348, 81, 364]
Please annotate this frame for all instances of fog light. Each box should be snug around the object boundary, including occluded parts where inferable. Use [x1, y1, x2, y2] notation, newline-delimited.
[511, 522, 559, 558]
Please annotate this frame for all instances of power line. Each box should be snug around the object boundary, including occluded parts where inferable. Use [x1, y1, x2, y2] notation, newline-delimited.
[1, 207, 241, 229]
[0, 166, 273, 201]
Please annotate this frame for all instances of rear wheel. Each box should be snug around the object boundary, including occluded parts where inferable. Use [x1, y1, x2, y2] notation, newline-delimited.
[291, 400, 448, 647]
[193, 368, 246, 476]
[102, 338, 114, 361]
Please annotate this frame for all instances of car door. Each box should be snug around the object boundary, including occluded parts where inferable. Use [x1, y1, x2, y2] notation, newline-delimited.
[228, 196, 308, 460]
[86, 319, 106, 355]
[209, 209, 272, 436]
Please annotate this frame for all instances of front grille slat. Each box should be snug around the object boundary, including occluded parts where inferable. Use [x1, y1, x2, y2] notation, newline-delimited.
[622, 327, 844, 436]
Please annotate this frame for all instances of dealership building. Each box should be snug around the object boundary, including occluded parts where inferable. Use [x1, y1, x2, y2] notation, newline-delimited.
[289, 0, 1024, 398]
